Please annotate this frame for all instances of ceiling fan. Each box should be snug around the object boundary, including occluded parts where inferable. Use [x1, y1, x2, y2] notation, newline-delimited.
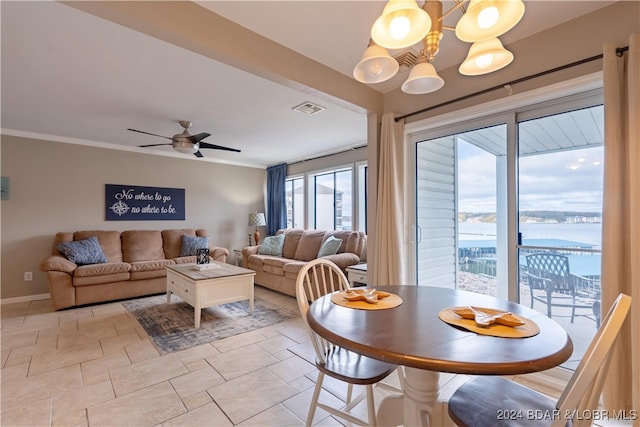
[128, 120, 240, 157]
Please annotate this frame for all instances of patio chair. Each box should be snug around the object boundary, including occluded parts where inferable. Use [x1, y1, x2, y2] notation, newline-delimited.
[295, 258, 399, 426]
[448, 293, 632, 427]
[524, 253, 601, 327]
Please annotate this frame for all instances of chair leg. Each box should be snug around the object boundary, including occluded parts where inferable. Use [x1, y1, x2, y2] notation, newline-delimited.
[546, 292, 552, 318]
[366, 384, 377, 427]
[530, 291, 534, 308]
[346, 383, 353, 405]
[306, 372, 325, 427]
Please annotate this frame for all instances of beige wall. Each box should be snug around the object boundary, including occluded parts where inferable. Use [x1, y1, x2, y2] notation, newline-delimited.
[0, 135, 265, 300]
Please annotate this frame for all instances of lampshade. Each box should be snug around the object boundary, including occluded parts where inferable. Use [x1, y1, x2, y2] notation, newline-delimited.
[401, 55, 444, 94]
[455, 0, 525, 42]
[248, 212, 266, 227]
[458, 38, 514, 75]
[353, 41, 400, 84]
[371, 0, 431, 49]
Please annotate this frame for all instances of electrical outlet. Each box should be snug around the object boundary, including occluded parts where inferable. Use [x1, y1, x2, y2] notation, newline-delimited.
[24, 271, 33, 281]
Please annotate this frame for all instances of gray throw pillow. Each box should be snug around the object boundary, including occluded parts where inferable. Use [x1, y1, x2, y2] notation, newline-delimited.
[56, 236, 107, 265]
[258, 234, 285, 256]
[317, 236, 343, 257]
[180, 235, 209, 257]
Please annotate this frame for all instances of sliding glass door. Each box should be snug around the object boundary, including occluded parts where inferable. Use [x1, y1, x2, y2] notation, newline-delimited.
[415, 123, 508, 299]
[412, 92, 603, 370]
[517, 105, 603, 369]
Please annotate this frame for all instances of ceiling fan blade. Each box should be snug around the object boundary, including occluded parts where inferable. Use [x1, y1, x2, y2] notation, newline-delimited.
[189, 132, 211, 143]
[194, 151, 204, 158]
[127, 128, 172, 140]
[138, 143, 173, 148]
[199, 142, 241, 153]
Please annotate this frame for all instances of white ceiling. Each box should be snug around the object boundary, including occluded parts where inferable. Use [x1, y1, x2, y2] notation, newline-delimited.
[1, 1, 613, 168]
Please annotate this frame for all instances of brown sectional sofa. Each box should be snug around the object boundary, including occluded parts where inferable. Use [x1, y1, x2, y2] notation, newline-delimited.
[242, 228, 366, 297]
[39, 229, 228, 310]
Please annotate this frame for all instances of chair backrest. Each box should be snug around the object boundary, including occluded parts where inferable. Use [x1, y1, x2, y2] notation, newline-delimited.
[526, 253, 572, 292]
[295, 258, 351, 365]
[552, 293, 632, 427]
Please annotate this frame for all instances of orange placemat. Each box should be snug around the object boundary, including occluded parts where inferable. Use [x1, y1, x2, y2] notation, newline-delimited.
[331, 289, 403, 310]
[438, 306, 540, 338]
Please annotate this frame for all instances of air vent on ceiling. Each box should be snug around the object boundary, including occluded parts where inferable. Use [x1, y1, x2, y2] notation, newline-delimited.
[292, 101, 326, 115]
[393, 50, 418, 71]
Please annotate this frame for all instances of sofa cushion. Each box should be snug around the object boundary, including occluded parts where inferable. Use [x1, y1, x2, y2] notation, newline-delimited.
[73, 262, 131, 286]
[74, 262, 131, 277]
[282, 260, 308, 280]
[75, 230, 123, 262]
[318, 236, 342, 257]
[56, 236, 107, 265]
[121, 230, 165, 262]
[129, 259, 175, 280]
[325, 231, 360, 255]
[247, 254, 265, 268]
[281, 229, 304, 259]
[258, 234, 285, 256]
[180, 234, 209, 256]
[294, 230, 326, 261]
[162, 229, 196, 259]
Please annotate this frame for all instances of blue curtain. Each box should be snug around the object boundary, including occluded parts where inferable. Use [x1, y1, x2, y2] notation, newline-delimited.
[266, 163, 287, 236]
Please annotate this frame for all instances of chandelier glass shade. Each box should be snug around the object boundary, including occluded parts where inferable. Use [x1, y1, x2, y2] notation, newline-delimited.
[355, 0, 525, 94]
[401, 54, 445, 94]
[371, 0, 432, 49]
[458, 37, 514, 75]
[455, 0, 525, 42]
[353, 41, 400, 83]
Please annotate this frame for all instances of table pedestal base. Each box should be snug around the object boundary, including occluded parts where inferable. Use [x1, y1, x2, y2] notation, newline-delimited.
[377, 368, 455, 427]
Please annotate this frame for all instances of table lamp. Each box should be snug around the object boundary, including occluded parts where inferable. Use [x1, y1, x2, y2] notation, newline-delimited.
[248, 212, 266, 245]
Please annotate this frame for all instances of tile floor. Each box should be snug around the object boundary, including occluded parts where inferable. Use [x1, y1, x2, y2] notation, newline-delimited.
[1, 286, 564, 427]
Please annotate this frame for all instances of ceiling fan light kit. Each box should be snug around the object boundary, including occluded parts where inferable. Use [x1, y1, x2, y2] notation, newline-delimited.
[355, 0, 525, 93]
[129, 120, 240, 158]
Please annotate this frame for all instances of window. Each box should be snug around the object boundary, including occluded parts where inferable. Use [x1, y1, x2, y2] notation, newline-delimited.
[313, 169, 352, 230]
[286, 162, 367, 232]
[285, 176, 304, 229]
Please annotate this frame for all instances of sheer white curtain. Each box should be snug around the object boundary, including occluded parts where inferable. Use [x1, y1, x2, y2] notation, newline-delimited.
[371, 113, 406, 285]
[601, 33, 639, 413]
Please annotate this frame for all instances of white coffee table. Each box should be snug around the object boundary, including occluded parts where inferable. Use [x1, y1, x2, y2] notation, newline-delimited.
[166, 262, 255, 328]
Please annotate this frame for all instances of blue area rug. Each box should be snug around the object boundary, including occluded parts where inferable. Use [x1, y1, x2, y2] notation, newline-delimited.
[123, 294, 299, 354]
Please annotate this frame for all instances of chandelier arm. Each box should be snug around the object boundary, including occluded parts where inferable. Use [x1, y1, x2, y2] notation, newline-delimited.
[441, 25, 456, 32]
[440, 0, 468, 21]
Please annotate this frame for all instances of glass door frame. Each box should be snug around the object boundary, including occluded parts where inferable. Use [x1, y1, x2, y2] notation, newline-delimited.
[405, 83, 603, 304]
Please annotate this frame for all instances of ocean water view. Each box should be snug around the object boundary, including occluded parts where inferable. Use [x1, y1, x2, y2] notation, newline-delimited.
[459, 222, 602, 248]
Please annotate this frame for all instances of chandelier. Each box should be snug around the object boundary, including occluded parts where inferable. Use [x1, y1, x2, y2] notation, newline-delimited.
[353, 0, 525, 94]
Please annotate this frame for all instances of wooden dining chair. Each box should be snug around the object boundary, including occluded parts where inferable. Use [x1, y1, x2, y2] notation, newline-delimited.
[447, 293, 632, 427]
[295, 258, 399, 426]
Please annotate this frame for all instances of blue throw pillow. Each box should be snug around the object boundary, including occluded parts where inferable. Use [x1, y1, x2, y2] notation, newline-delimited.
[258, 234, 285, 256]
[56, 236, 107, 265]
[180, 235, 209, 257]
[318, 236, 343, 257]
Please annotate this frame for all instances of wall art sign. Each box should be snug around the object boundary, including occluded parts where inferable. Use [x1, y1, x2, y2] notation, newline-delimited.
[105, 184, 185, 221]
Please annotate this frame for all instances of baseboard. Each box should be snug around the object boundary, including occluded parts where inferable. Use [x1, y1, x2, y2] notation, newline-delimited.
[1, 293, 51, 305]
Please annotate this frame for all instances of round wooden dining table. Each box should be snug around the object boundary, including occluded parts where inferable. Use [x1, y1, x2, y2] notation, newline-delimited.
[306, 285, 574, 427]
